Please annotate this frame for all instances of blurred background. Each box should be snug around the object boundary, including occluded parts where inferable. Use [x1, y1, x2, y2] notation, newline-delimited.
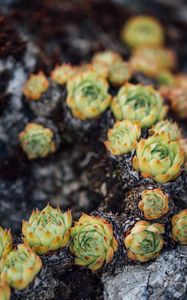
[0, 0, 187, 71]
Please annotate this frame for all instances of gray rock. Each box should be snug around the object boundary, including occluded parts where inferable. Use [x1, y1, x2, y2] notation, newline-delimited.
[103, 247, 187, 300]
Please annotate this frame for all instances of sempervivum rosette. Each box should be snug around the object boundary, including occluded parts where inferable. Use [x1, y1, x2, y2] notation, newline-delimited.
[22, 204, 72, 255]
[51, 64, 77, 85]
[157, 71, 175, 88]
[115, 185, 177, 227]
[130, 47, 176, 77]
[0, 281, 11, 300]
[23, 72, 49, 100]
[167, 88, 187, 120]
[23, 72, 62, 119]
[121, 16, 164, 48]
[111, 84, 168, 128]
[91, 51, 123, 82]
[69, 214, 118, 271]
[91, 62, 109, 79]
[124, 221, 164, 262]
[179, 139, 187, 172]
[0, 227, 12, 259]
[133, 135, 184, 183]
[104, 120, 141, 156]
[92, 50, 122, 67]
[175, 74, 187, 89]
[78, 63, 109, 79]
[0, 244, 42, 290]
[66, 71, 112, 120]
[19, 123, 56, 160]
[138, 189, 169, 220]
[109, 61, 132, 87]
[149, 120, 181, 142]
[171, 210, 187, 245]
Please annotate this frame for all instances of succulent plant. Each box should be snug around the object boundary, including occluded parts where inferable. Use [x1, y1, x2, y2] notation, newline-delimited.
[104, 120, 141, 156]
[111, 84, 167, 128]
[91, 62, 109, 79]
[130, 47, 176, 77]
[167, 88, 187, 120]
[121, 16, 164, 48]
[175, 74, 187, 89]
[78, 63, 109, 79]
[179, 138, 187, 172]
[157, 71, 175, 87]
[0, 281, 11, 300]
[22, 204, 72, 255]
[69, 213, 118, 271]
[0, 244, 42, 290]
[149, 120, 181, 142]
[138, 189, 169, 220]
[133, 135, 184, 183]
[23, 72, 49, 100]
[51, 64, 77, 85]
[124, 221, 164, 262]
[109, 61, 132, 86]
[171, 210, 187, 245]
[0, 227, 12, 259]
[19, 123, 56, 160]
[92, 50, 122, 67]
[67, 71, 112, 120]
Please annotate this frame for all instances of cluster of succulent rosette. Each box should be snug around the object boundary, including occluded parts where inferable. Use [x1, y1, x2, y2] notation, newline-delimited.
[102, 86, 184, 184]
[0, 201, 187, 298]
[21, 14, 187, 123]
[0, 205, 72, 298]
[21, 72, 186, 172]
[121, 15, 187, 120]
[4, 13, 185, 300]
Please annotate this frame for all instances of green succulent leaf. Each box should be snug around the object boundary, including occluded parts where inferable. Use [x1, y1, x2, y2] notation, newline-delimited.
[157, 71, 175, 87]
[167, 88, 187, 120]
[51, 64, 77, 85]
[109, 61, 131, 86]
[0, 227, 12, 259]
[149, 120, 181, 141]
[179, 139, 187, 172]
[0, 281, 11, 300]
[130, 47, 176, 77]
[92, 51, 122, 67]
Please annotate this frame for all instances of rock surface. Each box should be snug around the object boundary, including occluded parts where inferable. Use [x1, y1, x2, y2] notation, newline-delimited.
[103, 247, 187, 300]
